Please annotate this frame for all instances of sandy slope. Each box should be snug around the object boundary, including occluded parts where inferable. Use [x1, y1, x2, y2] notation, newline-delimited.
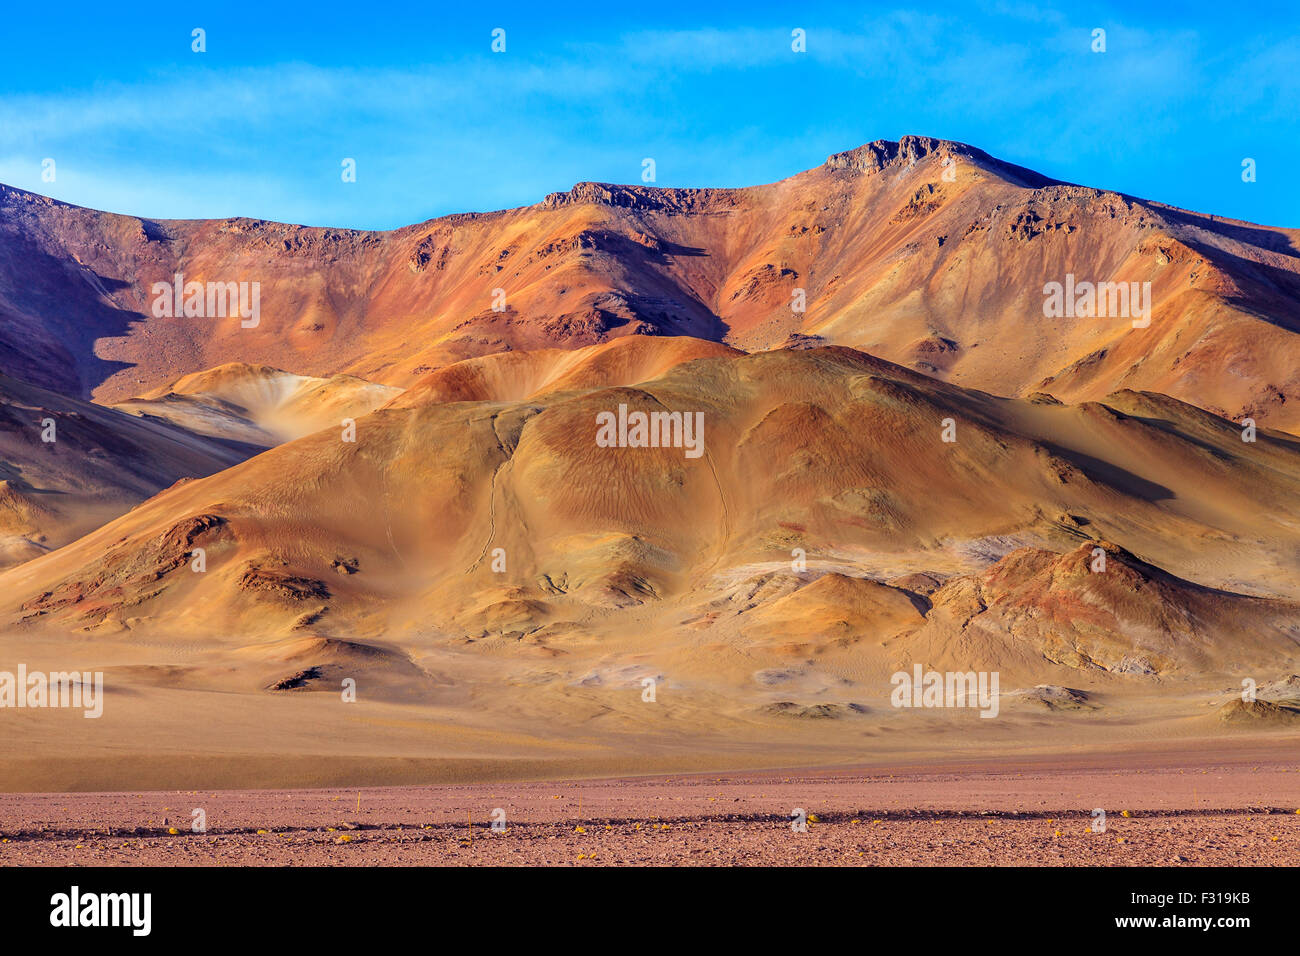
[389, 335, 739, 407]
[112, 363, 403, 447]
[0, 343, 1297, 790]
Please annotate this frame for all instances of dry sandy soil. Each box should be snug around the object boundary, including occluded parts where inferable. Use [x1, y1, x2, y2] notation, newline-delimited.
[1, 743, 1297, 866]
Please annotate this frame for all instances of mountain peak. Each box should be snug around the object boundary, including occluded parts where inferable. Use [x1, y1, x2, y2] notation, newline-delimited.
[824, 135, 1059, 189]
[823, 134, 954, 172]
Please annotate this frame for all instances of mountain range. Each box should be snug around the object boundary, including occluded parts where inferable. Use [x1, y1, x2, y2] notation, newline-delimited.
[2, 135, 1298, 790]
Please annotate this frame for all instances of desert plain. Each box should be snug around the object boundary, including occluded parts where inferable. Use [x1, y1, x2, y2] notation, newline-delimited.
[1, 744, 1297, 865]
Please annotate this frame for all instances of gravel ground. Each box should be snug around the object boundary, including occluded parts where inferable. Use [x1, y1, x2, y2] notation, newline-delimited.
[2, 753, 1297, 866]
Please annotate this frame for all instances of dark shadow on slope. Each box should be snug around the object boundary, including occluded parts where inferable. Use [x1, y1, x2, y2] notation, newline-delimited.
[1171, 237, 1300, 336]
[1160, 207, 1300, 259]
[0, 235, 142, 397]
[1038, 441, 1174, 501]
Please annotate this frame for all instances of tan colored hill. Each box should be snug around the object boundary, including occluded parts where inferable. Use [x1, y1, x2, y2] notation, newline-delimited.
[0, 373, 253, 570]
[112, 363, 403, 447]
[3, 136, 1298, 434]
[900, 541, 1300, 684]
[3, 345, 1298, 776]
[389, 335, 739, 407]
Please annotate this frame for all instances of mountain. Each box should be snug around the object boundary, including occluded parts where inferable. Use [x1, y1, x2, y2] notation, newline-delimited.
[2, 135, 1298, 431]
[2, 139, 1299, 788]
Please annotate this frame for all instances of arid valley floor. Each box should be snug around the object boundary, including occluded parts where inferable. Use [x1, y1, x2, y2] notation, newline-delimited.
[1, 743, 1297, 866]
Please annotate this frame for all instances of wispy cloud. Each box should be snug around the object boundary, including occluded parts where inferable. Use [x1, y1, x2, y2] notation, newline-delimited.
[0, 8, 1295, 228]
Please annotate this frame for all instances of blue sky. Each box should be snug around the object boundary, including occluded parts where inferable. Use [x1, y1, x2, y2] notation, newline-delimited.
[1, 0, 1296, 230]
